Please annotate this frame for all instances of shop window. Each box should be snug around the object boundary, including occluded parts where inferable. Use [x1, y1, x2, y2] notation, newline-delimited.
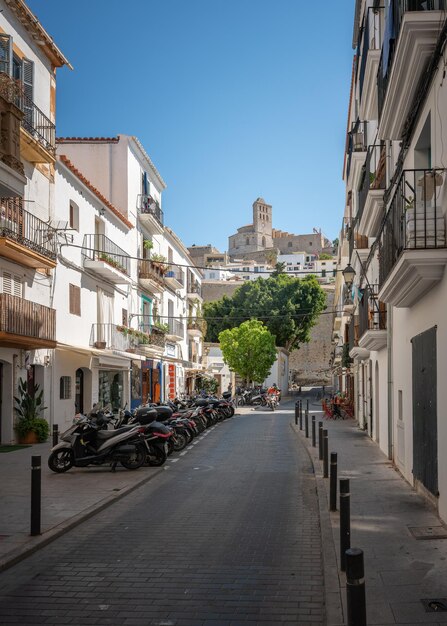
[99, 370, 123, 411]
[60, 376, 71, 399]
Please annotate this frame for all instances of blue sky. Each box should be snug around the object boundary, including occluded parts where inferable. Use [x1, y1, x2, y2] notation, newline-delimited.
[28, 0, 355, 251]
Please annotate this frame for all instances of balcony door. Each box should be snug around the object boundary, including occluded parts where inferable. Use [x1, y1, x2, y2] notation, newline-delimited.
[97, 288, 113, 344]
[94, 218, 105, 258]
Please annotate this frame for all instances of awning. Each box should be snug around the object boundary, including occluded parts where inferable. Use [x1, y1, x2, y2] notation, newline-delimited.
[56, 343, 145, 363]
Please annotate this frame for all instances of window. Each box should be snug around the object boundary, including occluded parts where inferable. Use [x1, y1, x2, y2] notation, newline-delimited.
[1, 271, 22, 296]
[69, 201, 79, 231]
[288, 241, 293, 248]
[0, 34, 34, 117]
[322, 270, 326, 278]
[60, 376, 71, 400]
[69, 284, 81, 316]
[122, 308, 128, 327]
[309, 242, 312, 246]
[246, 237, 250, 246]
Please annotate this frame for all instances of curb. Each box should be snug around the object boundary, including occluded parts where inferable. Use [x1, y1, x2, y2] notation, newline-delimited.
[0, 466, 164, 573]
[290, 419, 345, 626]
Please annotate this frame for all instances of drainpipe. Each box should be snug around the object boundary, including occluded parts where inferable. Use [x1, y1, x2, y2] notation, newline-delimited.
[387, 304, 393, 460]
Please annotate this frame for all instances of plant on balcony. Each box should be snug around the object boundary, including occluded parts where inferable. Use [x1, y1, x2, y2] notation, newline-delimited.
[152, 320, 169, 333]
[98, 253, 126, 273]
[116, 325, 131, 336]
[14, 378, 49, 444]
[143, 239, 154, 254]
[150, 253, 168, 274]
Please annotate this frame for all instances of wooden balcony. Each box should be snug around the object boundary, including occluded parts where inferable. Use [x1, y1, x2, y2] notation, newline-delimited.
[0, 197, 57, 269]
[138, 259, 165, 294]
[0, 293, 56, 348]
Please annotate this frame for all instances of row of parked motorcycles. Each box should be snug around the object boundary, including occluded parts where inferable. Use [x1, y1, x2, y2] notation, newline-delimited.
[47, 392, 235, 473]
[235, 386, 281, 408]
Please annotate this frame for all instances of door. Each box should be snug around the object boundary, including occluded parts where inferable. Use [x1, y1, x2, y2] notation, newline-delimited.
[75, 368, 84, 414]
[412, 326, 438, 496]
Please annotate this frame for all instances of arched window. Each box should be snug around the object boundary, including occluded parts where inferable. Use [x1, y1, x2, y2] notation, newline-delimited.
[262, 236, 266, 247]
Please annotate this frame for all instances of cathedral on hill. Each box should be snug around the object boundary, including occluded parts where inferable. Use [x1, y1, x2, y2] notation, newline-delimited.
[228, 198, 333, 261]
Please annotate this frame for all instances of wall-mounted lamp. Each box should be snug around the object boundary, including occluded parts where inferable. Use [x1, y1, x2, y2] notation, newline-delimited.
[99, 208, 105, 217]
[342, 263, 356, 289]
[44, 355, 50, 367]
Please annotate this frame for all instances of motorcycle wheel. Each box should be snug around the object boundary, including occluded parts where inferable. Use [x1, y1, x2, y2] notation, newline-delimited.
[48, 449, 74, 473]
[237, 397, 245, 407]
[227, 405, 235, 417]
[146, 446, 167, 467]
[252, 398, 262, 406]
[173, 432, 187, 451]
[120, 444, 146, 470]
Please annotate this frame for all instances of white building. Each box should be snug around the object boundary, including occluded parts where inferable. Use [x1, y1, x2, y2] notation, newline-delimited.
[334, 0, 447, 523]
[0, 0, 70, 443]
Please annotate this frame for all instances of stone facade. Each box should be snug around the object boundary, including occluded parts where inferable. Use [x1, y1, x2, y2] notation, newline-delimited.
[202, 280, 242, 303]
[289, 286, 334, 386]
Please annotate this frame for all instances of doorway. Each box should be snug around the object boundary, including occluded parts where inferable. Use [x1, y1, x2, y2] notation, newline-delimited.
[412, 327, 438, 497]
[75, 368, 84, 414]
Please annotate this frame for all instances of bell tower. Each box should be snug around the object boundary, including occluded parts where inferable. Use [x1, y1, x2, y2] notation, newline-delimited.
[253, 197, 272, 236]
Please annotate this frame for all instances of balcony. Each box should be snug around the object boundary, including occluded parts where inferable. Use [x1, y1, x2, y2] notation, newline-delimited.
[187, 319, 205, 337]
[0, 197, 57, 269]
[165, 265, 185, 290]
[166, 319, 184, 342]
[83, 234, 131, 284]
[378, 168, 447, 307]
[0, 72, 55, 164]
[187, 280, 202, 300]
[138, 259, 165, 294]
[359, 6, 384, 120]
[346, 120, 368, 187]
[90, 324, 135, 351]
[0, 293, 56, 348]
[357, 145, 386, 237]
[137, 194, 164, 235]
[136, 325, 167, 357]
[378, 1, 446, 139]
[349, 315, 369, 360]
[358, 284, 387, 351]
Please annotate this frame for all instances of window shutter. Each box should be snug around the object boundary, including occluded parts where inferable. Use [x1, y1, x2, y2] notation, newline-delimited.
[13, 274, 22, 297]
[143, 172, 148, 195]
[69, 284, 81, 316]
[21, 58, 34, 131]
[2, 271, 12, 294]
[0, 34, 12, 76]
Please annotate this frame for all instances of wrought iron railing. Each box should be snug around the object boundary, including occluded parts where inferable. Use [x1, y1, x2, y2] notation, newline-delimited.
[378, 168, 446, 285]
[168, 319, 184, 338]
[358, 6, 384, 102]
[137, 194, 164, 226]
[357, 144, 386, 227]
[187, 319, 205, 334]
[348, 316, 359, 351]
[359, 284, 387, 337]
[187, 281, 202, 297]
[0, 197, 56, 260]
[165, 265, 185, 286]
[0, 293, 55, 340]
[90, 324, 134, 350]
[82, 234, 130, 276]
[378, 0, 447, 118]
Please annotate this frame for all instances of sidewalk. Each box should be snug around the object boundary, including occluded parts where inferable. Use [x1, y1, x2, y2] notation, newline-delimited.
[293, 395, 447, 626]
[0, 442, 164, 571]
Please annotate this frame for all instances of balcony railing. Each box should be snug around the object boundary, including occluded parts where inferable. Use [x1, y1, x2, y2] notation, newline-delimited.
[357, 145, 386, 227]
[346, 120, 368, 179]
[378, 168, 446, 286]
[139, 259, 165, 285]
[90, 324, 135, 351]
[378, 0, 447, 119]
[348, 316, 359, 351]
[0, 197, 57, 261]
[0, 72, 55, 156]
[137, 194, 164, 226]
[0, 293, 55, 341]
[168, 319, 184, 339]
[187, 319, 206, 334]
[83, 234, 130, 276]
[358, 6, 384, 101]
[359, 284, 387, 337]
[187, 281, 202, 297]
[165, 266, 185, 287]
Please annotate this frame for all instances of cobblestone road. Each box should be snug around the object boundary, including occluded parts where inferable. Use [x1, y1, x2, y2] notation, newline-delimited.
[0, 408, 324, 625]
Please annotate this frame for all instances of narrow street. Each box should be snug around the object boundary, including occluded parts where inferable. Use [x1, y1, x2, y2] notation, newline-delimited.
[0, 407, 325, 626]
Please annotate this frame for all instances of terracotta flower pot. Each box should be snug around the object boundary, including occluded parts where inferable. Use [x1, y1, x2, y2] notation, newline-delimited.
[18, 431, 39, 445]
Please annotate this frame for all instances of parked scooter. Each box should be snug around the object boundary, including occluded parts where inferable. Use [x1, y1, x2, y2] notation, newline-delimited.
[48, 412, 148, 473]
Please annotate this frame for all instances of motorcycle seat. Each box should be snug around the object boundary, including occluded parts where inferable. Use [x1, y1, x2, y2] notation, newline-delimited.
[96, 426, 134, 439]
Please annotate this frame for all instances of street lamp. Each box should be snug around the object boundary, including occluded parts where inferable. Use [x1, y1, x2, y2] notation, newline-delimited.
[342, 264, 356, 289]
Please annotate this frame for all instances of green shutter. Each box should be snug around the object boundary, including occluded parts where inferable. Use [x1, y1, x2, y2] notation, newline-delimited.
[21, 58, 34, 131]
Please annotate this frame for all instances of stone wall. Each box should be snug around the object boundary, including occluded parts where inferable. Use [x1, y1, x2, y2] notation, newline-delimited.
[202, 280, 242, 303]
[289, 286, 334, 386]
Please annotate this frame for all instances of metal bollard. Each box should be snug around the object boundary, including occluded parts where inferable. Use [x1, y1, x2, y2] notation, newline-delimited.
[318, 421, 323, 460]
[346, 548, 366, 626]
[52, 424, 59, 447]
[311, 416, 316, 447]
[295, 402, 298, 426]
[323, 430, 329, 478]
[299, 401, 303, 430]
[305, 413, 309, 438]
[30, 455, 41, 536]
[340, 478, 351, 572]
[330, 452, 338, 511]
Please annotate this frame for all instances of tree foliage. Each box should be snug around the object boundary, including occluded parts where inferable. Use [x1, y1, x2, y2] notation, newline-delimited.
[204, 274, 326, 351]
[219, 320, 276, 384]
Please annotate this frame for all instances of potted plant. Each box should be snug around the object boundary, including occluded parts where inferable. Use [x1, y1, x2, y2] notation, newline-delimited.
[150, 253, 168, 274]
[14, 378, 49, 444]
[143, 239, 154, 255]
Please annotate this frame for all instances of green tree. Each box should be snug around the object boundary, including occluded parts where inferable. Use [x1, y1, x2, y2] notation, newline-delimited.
[319, 253, 333, 260]
[219, 320, 276, 384]
[270, 261, 287, 278]
[204, 274, 326, 351]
